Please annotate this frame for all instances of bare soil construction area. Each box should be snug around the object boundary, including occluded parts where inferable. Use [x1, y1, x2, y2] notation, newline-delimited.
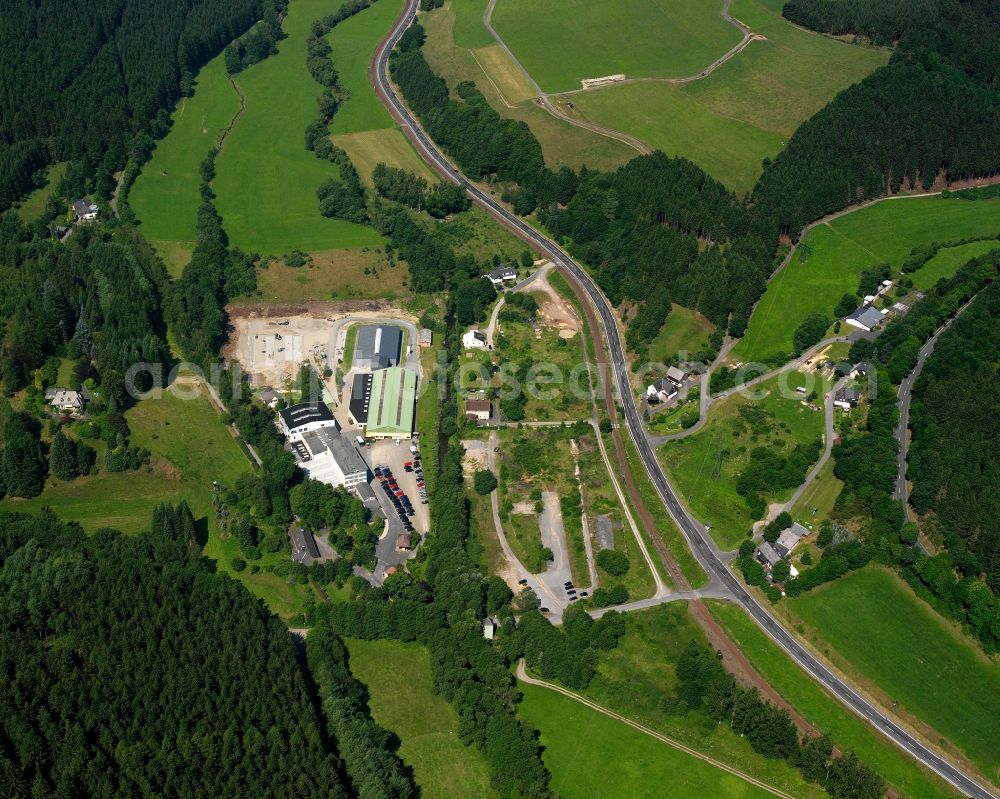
[225, 301, 414, 387]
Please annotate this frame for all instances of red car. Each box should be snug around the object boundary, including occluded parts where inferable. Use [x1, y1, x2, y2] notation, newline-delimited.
[394, 490, 404, 497]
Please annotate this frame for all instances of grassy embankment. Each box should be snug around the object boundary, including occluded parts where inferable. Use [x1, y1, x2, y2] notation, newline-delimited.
[711, 597, 969, 799]
[660, 370, 827, 549]
[735, 195, 1000, 365]
[346, 639, 498, 799]
[568, 0, 888, 193]
[783, 567, 1000, 783]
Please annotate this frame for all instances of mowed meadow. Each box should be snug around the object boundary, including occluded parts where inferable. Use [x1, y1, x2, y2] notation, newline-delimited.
[421, 1, 636, 171]
[734, 195, 1000, 364]
[212, 0, 385, 253]
[490, 0, 743, 93]
[567, 0, 889, 192]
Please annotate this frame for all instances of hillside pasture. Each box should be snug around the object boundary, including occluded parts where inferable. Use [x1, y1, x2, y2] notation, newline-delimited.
[734, 195, 1000, 364]
[648, 304, 716, 363]
[569, 0, 889, 192]
[17, 161, 66, 222]
[130, 55, 240, 247]
[491, 0, 743, 93]
[326, 0, 401, 135]
[212, 0, 383, 254]
[346, 639, 498, 799]
[421, 3, 635, 171]
[788, 567, 1000, 780]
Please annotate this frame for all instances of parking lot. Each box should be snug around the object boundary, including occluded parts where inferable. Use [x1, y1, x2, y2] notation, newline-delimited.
[368, 445, 428, 536]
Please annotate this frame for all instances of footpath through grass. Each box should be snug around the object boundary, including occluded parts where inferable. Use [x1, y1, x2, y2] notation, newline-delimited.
[576, 603, 826, 799]
[787, 567, 1000, 780]
[346, 639, 498, 799]
[710, 599, 963, 799]
[518, 681, 788, 799]
[735, 195, 1000, 364]
[491, 0, 742, 93]
[570, 0, 888, 193]
[213, 0, 383, 253]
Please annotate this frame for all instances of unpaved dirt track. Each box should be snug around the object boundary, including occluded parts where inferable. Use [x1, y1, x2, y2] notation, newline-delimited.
[370, 4, 1000, 796]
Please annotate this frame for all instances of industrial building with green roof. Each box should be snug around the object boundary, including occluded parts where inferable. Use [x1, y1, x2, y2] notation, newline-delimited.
[365, 367, 417, 439]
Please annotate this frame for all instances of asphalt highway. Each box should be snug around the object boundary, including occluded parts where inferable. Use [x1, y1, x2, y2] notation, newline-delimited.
[372, 4, 998, 796]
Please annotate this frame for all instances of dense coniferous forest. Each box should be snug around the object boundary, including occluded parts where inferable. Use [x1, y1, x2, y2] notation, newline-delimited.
[907, 281, 1000, 645]
[0, 0, 267, 209]
[0, 215, 169, 393]
[0, 506, 355, 798]
[757, 0, 1000, 233]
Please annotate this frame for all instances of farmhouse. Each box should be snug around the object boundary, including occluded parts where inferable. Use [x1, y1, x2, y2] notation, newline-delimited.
[354, 325, 402, 370]
[278, 401, 338, 441]
[261, 388, 280, 408]
[366, 366, 417, 440]
[646, 377, 679, 404]
[72, 199, 98, 222]
[756, 542, 784, 570]
[776, 523, 808, 557]
[464, 398, 492, 422]
[297, 428, 369, 488]
[850, 362, 871, 378]
[845, 304, 888, 332]
[45, 388, 85, 415]
[666, 365, 689, 385]
[833, 387, 860, 410]
[290, 526, 321, 563]
[463, 328, 487, 349]
[485, 266, 517, 286]
[348, 372, 373, 427]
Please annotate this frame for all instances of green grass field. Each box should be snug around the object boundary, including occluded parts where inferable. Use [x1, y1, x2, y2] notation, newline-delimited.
[787, 567, 1000, 780]
[130, 55, 241, 248]
[910, 238, 1000, 291]
[491, 0, 743, 93]
[17, 161, 67, 221]
[569, 0, 888, 192]
[327, 0, 400, 134]
[332, 128, 437, 186]
[346, 639, 498, 799]
[518, 685, 786, 799]
[788, 458, 841, 530]
[661, 371, 826, 549]
[212, 0, 384, 254]
[648, 304, 716, 362]
[709, 600, 963, 799]
[578, 603, 826, 798]
[422, 3, 634, 171]
[735, 195, 1000, 364]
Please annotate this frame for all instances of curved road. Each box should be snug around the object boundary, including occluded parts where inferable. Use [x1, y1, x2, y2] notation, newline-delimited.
[371, 5, 998, 797]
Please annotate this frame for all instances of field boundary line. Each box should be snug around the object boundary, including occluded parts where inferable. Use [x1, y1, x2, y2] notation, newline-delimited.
[516, 660, 798, 799]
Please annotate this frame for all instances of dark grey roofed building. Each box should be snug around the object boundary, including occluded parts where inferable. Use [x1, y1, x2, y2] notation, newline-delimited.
[845, 304, 887, 332]
[833, 387, 860, 408]
[349, 372, 373, 425]
[756, 542, 783, 569]
[351, 481, 379, 506]
[485, 266, 517, 285]
[278, 401, 336, 439]
[354, 325, 402, 370]
[291, 526, 321, 562]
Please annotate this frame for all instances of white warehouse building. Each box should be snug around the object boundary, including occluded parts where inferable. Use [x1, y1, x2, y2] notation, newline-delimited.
[298, 428, 369, 488]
